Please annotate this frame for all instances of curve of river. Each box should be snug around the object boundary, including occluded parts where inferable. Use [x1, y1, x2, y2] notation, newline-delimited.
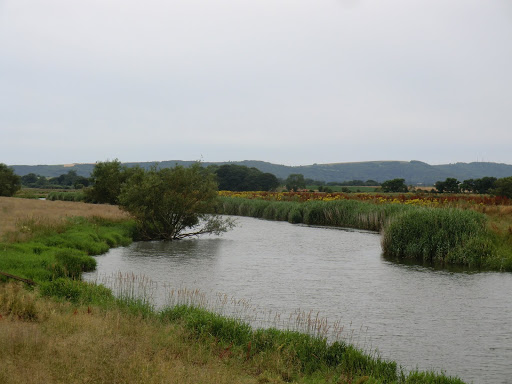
[84, 216, 512, 384]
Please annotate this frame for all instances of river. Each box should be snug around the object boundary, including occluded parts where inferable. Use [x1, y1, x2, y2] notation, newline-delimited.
[83, 216, 512, 383]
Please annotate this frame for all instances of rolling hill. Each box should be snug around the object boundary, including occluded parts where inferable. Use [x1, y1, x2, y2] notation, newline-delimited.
[10, 160, 512, 186]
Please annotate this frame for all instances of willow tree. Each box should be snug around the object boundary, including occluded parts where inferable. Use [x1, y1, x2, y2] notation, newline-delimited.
[119, 163, 233, 240]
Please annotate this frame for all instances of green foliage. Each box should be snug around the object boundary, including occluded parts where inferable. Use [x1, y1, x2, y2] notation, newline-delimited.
[84, 159, 139, 204]
[382, 208, 493, 265]
[119, 163, 233, 240]
[217, 197, 409, 231]
[381, 178, 408, 193]
[404, 370, 466, 384]
[39, 278, 113, 304]
[21, 171, 91, 189]
[460, 177, 497, 194]
[0, 163, 21, 196]
[0, 218, 134, 284]
[285, 173, 306, 191]
[53, 248, 97, 278]
[492, 176, 512, 198]
[160, 305, 399, 381]
[47, 191, 86, 202]
[20, 173, 50, 188]
[435, 178, 460, 193]
[214, 164, 279, 191]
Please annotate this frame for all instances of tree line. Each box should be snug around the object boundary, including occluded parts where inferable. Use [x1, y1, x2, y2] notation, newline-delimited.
[20, 170, 91, 189]
[2, 162, 512, 199]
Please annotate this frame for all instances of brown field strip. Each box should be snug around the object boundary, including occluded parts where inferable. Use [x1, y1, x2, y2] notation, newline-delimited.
[0, 197, 129, 240]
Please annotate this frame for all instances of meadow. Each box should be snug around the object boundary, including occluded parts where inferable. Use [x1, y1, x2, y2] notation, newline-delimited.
[0, 196, 466, 383]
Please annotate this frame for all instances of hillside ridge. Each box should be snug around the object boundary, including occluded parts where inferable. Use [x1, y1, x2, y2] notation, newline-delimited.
[10, 160, 512, 185]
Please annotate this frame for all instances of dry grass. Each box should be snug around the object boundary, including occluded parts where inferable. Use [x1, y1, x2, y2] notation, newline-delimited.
[473, 205, 512, 236]
[0, 197, 130, 241]
[0, 283, 261, 384]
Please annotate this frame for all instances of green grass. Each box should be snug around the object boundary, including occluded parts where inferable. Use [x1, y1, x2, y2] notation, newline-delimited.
[159, 305, 464, 383]
[0, 217, 134, 284]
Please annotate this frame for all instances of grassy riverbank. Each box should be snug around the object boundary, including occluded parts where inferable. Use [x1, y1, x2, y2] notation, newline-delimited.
[215, 196, 512, 271]
[0, 197, 466, 383]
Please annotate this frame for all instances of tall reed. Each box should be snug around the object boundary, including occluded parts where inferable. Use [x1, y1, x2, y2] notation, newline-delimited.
[381, 208, 496, 267]
[216, 197, 504, 270]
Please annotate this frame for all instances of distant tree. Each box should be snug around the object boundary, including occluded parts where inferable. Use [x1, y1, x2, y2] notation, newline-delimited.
[21, 173, 50, 188]
[0, 163, 21, 196]
[85, 159, 140, 204]
[435, 178, 460, 193]
[215, 164, 278, 191]
[21, 173, 39, 186]
[473, 177, 497, 194]
[46, 170, 90, 188]
[254, 172, 280, 191]
[381, 178, 408, 193]
[285, 174, 306, 191]
[49, 170, 79, 187]
[491, 176, 512, 199]
[119, 163, 234, 240]
[460, 179, 475, 193]
[318, 186, 333, 193]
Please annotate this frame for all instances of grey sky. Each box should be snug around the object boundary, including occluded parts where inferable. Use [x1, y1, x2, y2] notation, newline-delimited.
[1, 0, 511, 166]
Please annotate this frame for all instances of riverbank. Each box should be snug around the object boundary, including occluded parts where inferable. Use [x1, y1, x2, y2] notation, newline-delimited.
[215, 196, 512, 271]
[0, 197, 465, 383]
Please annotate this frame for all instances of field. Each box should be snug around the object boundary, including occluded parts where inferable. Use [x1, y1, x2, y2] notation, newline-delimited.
[0, 196, 466, 383]
[0, 196, 128, 241]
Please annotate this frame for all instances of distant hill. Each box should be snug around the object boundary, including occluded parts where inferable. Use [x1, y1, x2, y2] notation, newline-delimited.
[9, 160, 512, 185]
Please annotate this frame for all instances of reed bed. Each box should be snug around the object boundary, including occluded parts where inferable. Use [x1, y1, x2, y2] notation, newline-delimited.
[216, 196, 511, 271]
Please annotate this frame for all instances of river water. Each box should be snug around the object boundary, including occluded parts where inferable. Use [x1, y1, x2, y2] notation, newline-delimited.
[83, 216, 512, 383]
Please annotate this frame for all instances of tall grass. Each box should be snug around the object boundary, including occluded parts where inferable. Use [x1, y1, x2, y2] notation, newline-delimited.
[217, 197, 412, 231]
[216, 197, 507, 270]
[381, 208, 495, 267]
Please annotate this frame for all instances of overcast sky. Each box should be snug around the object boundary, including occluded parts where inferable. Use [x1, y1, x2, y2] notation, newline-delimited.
[1, 0, 511, 166]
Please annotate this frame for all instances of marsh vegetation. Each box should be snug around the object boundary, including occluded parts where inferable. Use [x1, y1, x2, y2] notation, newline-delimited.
[0, 197, 469, 383]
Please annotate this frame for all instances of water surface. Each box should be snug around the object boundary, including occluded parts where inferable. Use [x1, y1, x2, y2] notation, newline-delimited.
[84, 216, 512, 384]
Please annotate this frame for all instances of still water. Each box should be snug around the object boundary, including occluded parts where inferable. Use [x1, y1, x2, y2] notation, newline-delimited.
[84, 216, 512, 383]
